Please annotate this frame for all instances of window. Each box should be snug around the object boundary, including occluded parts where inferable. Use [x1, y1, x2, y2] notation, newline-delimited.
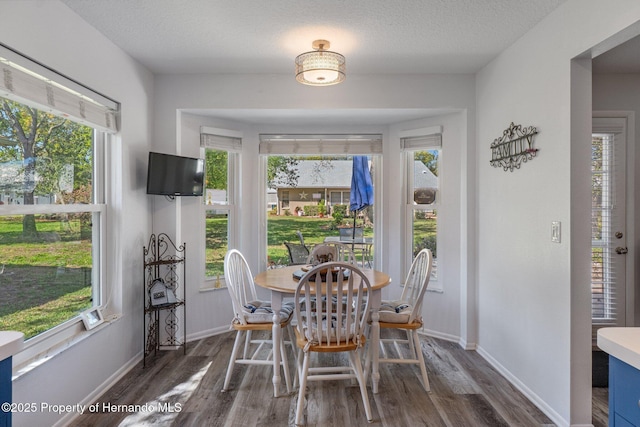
[402, 130, 442, 289]
[259, 134, 382, 270]
[201, 129, 241, 285]
[329, 191, 350, 206]
[0, 49, 118, 343]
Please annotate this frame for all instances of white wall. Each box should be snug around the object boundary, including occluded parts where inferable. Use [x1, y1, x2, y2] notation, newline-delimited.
[152, 74, 476, 345]
[476, 0, 640, 425]
[1, 1, 153, 426]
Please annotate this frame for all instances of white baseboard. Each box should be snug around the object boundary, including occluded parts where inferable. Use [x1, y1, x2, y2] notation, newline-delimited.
[476, 345, 570, 427]
[186, 325, 231, 342]
[419, 328, 460, 344]
[418, 328, 478, 350]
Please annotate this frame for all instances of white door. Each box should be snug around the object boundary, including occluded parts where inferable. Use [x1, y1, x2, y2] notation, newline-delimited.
[591, 116, 629, 341]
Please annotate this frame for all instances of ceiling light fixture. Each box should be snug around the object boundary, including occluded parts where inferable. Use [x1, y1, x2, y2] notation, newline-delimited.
[295, 40, 345, 86]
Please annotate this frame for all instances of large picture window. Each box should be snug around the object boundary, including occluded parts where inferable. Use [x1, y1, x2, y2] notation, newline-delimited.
[259, 134, 382, 270]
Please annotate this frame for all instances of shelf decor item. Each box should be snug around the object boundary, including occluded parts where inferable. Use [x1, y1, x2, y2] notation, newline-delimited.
[143, 233, 186, 367]
[489, 122, 539, 172]
[81, 307, 104, 330]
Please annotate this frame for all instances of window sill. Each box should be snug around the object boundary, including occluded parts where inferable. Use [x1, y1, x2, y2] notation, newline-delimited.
[12, 312, 122, 380]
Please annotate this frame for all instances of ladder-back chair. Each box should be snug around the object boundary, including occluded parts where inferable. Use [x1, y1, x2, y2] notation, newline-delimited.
[221, 249, 295, 394]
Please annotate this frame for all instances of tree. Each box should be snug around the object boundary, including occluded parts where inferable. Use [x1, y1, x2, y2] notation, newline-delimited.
[414, 150, 439, 176]
[0, 98, 93, 237]
[267, 156, 299, 188]
[205, 149, 228, 190]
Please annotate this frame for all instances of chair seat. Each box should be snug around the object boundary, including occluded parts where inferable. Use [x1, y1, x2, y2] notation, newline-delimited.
[295, 329, 366, 353]
[379, 319, 423, 330]
[378, 300, 412, 323]
[241, 300, 294, 324]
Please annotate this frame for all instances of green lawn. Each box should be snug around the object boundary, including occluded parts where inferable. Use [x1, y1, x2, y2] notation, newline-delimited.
[205, 214, 437, 275]
[3, 213, 437, 339]
[0, 215, 93, 339]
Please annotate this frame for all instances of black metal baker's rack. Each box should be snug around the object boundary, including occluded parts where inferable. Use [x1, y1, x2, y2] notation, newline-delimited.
[143, 233, 186, 366]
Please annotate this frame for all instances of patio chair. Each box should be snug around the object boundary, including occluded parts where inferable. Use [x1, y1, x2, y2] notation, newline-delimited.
[296, 230, 305, 246]
[284, 241, 310, 265]
[372, 248, 433, 392]
[293, 261, 373, 424]
[221, 249, 295, 394]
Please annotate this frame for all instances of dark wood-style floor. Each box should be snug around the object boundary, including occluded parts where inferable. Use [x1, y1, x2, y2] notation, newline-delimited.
[70, 332, 606, 426]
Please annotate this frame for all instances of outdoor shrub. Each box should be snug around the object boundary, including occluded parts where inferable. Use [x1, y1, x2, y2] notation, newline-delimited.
[414, 235, 437, 258]
[303, 205, 319, 216]
[318, 200, 327, 216]
[332, 204, 346, 228]
[332, 204, 347, 217]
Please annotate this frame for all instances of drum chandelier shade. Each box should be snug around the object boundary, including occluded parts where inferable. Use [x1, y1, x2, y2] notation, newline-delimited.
[295, 40, 345, 86]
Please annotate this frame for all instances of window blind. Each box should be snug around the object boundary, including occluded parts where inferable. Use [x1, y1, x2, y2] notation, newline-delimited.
[0, 44, 119, 133]
[259, 134, 382, 155]
[200, 133, 242, 153]
[400, 134, 442, 150]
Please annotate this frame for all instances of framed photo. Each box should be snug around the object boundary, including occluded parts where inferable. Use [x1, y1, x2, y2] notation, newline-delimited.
[81, 307, 104, 330]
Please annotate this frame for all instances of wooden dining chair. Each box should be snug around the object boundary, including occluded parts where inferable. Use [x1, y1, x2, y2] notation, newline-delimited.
[221, 249, 295, 394]
[293, 261, 373, 425]
[373, 248, 433, 392]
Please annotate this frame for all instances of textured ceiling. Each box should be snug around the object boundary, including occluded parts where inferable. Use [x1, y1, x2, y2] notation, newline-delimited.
[61, 0, 568, 75]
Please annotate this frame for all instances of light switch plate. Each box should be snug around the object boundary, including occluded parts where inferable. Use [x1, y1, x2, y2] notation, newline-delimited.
[551, 221, 561, 243]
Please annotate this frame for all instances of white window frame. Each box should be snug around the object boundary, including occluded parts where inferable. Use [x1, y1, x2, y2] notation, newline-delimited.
[401, 127, 443, 291]
[258, 134, 383, 272]
[200, 127, 241, 289]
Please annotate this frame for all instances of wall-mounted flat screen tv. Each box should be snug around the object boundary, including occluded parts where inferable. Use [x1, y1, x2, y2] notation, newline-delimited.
[146, 152, 204, 196]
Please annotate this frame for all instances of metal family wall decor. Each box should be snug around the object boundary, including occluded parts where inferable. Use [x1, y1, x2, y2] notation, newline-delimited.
[490, 122, 539, 172]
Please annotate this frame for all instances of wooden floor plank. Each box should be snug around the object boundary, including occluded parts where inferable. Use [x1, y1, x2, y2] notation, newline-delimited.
[70, 332, 589, 427]
[592, 387, 608, 427]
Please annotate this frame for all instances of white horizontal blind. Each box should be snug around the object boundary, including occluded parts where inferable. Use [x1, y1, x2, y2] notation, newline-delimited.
[400, 134, 442, 150]
[259, 134, 382, 155]
[399, 125, 442, 150]
[0, 44, 119, 133]
[201, 133, 242, 153]
[591, 132, 619, 326]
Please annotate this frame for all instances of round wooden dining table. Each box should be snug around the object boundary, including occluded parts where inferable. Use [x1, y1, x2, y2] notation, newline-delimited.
[254, 264, 391, 397]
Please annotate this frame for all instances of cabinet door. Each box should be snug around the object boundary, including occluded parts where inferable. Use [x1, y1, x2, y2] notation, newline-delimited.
[615, 413, 636, 427]
[610, 356, 640, 426]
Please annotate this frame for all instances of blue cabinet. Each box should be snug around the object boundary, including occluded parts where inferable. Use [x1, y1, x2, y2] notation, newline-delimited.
[0, 356, 11, 427]
[610, 355, 640, 426]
